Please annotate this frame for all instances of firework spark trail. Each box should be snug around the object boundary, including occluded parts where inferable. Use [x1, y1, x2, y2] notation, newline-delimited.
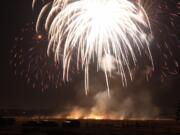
[142, 0, 180, 82]
[35, 0, 153, 95]
[10, 23, 70, 91]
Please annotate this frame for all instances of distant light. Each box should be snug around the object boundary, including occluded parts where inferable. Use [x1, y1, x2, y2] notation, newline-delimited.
[37, 34, 43, 40]
[34, 34, 45, 42]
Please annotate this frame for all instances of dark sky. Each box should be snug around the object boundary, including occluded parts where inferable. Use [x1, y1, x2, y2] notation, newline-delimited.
[1, 0, 180, 118]
[2, 0, 60, 110]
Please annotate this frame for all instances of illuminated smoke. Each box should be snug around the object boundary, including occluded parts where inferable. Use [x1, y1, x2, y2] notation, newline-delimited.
[54, 75, 160, 120]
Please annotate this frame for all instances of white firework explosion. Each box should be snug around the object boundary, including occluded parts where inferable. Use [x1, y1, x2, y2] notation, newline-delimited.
[35, 0, 154, 95]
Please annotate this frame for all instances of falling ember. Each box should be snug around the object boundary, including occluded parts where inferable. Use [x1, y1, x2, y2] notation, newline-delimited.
[33, 33, 45, 42]
[37, 34, 43, 40]
[10, 23, 67, 91]
[35, 0, 153, 95]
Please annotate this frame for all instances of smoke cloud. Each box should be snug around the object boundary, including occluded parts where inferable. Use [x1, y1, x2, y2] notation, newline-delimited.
[53, 65, 160, 120]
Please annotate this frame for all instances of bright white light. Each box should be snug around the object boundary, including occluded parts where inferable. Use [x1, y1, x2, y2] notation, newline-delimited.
[36, 0, 153, 95]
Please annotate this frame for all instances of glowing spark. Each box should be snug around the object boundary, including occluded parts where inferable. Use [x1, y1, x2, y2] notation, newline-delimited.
[36, 0, 153, 95]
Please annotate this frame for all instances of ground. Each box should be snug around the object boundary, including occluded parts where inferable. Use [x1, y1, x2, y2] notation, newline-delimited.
[0, 118, 180, 135]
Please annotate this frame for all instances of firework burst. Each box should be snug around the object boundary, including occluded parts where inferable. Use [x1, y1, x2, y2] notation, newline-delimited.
[34, 0, 156, 95]
[15, 0, 179, 95]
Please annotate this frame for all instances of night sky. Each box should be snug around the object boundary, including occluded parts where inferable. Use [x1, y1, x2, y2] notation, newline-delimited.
[2, 0, 180, 118]
[2, 0, 60, 110]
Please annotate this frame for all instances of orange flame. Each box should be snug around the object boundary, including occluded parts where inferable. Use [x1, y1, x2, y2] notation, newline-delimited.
[55, 107, 127, 120]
